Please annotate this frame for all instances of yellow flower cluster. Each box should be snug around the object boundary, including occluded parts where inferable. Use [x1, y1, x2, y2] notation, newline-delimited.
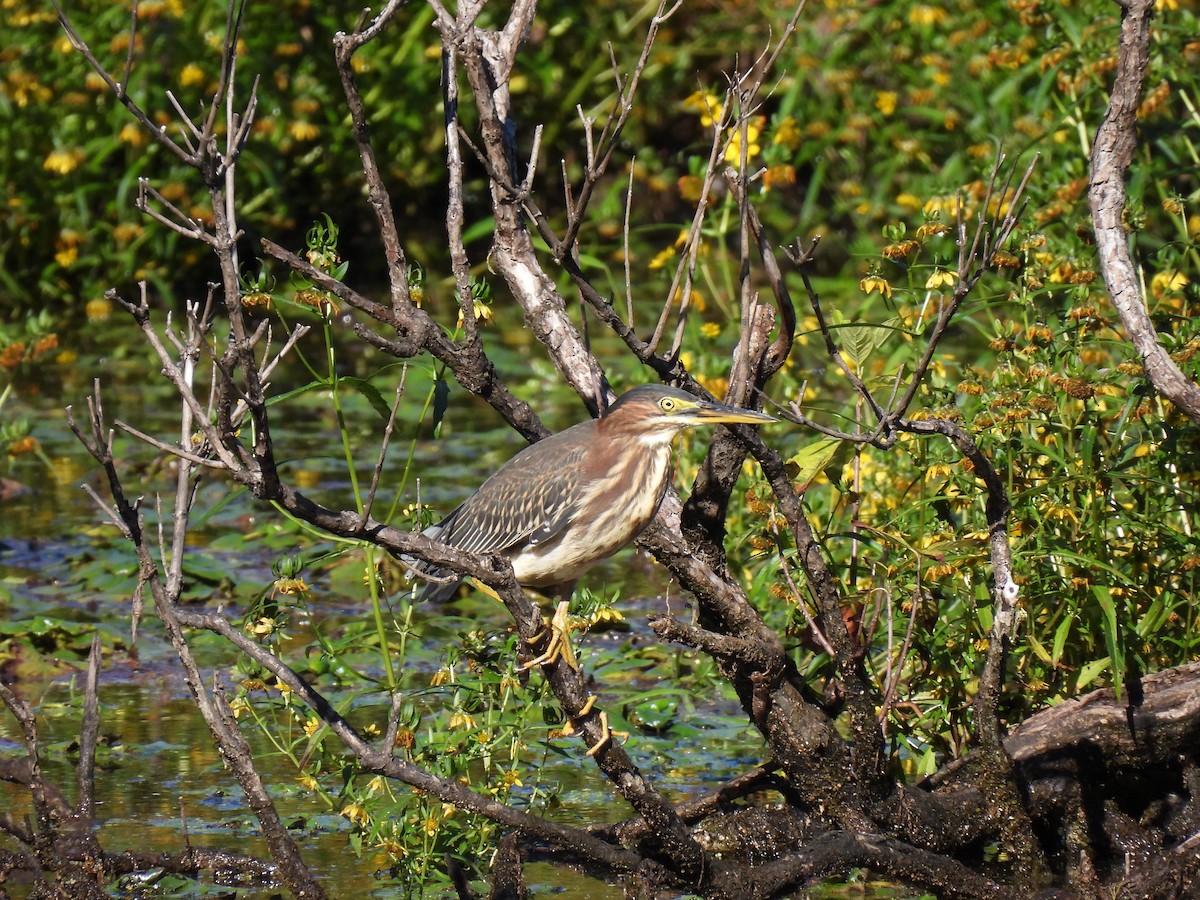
[43, 149, 84, 175]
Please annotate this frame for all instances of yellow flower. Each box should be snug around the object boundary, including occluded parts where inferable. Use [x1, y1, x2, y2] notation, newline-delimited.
[762, 164, 797, 191]
[43, 149, 83, 175]
[229, 697, 251, 718]
[55, 246, 78, 267]
[113, 222, 144, 242]
[448, 710, 475, 730]
[677, 174, 704, 202]
[272, 576, 308, 596]
[882, 240, 920, 260]
[859, 275, 893, 298]
[670, 287, 707, 312]
[298, 774, 320, 792]
[915, 221, 951, 240]
[1162, 197, 1185, 216]
[341, 803, 371, 827]
[589, 606, 626, 626]
[648, 245, 676, 270]
[1039, 502, 1079, 524]
[303, 716, 321, 737]
[119, 123, 145, 146]
[682, 90, 723, 127]
[723, 118, 763, 165]
[875, 91, 898, 116]
[85, 298, 113, 321]
[925, 269, 956, 290]
[456, 299, 494, 328]
[700, 322, 721, 338]
[1150, 271, 1188, 298]
[772, 115, 801, 149]
[180, 63, 206, 87]
[288, 121, 319, 141]
[924, 195, 960, 217]
[695, 374, 728, 398]
[908, 4, 948, 25]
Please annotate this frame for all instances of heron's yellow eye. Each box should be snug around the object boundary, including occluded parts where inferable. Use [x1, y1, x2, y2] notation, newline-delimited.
[659, 397, 677, 412]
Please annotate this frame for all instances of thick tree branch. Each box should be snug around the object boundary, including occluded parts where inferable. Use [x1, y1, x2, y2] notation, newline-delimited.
[1088, 0, 1200, 423]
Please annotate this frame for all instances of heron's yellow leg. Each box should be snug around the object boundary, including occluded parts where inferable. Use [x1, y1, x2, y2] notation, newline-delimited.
[520, 601, 580, 671]
[584, 711, 611, 757]
[557, 695, 627, 756]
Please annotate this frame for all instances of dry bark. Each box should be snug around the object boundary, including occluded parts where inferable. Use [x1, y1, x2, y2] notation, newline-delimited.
[1088, 0, 1200, 424]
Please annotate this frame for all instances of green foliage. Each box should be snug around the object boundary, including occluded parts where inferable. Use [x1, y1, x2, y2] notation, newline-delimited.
[691, 0, 1200, 772]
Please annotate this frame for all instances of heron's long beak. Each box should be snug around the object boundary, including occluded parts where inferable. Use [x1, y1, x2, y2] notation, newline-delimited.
[691, 400, 777, 425]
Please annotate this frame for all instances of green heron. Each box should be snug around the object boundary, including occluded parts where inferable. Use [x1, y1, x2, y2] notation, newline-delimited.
[415, 384, 775, 605]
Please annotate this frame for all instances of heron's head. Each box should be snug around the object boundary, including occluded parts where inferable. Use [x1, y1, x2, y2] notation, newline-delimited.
[604, 384, 776, 445]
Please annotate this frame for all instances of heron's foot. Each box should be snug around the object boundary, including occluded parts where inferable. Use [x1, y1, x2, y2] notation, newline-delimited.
[558, 695, 613, 757]
[521, 601, 579, 671]
[584, 711, 611, 757]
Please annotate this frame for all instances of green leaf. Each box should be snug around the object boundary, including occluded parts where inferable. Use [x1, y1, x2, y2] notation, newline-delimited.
[1092, 586, 1124, 699]
[1051, 615, 1073, 665]
[341, 377, 393, 421]
[1076, 656, 1111, 692]
[626, 696, 680, 733]
[839, 323, 892, 370]
[1026, 630, 1054, 667]
[786, 436, 850, 490]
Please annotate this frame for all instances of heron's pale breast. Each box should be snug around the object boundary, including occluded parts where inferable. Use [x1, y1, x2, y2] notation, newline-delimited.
[512, 443, 673, 587]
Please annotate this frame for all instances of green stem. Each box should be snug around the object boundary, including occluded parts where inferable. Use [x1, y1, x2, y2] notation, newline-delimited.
[319, 315, 396, 687]
[364, 543, 397, 688]
[325, 316, 363, 515]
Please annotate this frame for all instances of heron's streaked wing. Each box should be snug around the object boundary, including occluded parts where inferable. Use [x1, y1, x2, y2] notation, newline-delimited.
[439, 440, 588, 555]
[414, 423, 595, 602]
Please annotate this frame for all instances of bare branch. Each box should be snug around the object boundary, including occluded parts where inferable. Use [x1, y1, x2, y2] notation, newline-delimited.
[1088, 0, 1200, 423]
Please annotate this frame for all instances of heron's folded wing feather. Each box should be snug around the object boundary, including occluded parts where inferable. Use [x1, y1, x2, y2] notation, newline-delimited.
[441, 442, 587, 554]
